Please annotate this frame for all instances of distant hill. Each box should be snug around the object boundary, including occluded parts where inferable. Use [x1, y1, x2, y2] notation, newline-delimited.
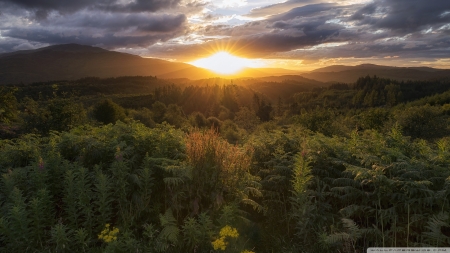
[303, 64, 450, 83]
[0, 44, 302, 84]
[2, 44, 448, 85]
[0, 44, 194, 84]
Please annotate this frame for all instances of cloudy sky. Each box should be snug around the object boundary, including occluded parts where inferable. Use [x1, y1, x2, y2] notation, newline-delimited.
[0, 0, 449, 70]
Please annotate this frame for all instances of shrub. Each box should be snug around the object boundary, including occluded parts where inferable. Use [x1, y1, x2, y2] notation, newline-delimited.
[93, 99, 126, 124]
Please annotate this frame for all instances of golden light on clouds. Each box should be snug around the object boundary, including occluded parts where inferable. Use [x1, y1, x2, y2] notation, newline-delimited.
[189, 51, 264, 74]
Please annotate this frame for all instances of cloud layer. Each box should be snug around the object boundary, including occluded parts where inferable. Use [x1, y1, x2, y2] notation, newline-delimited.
[0, 0, 449, 68]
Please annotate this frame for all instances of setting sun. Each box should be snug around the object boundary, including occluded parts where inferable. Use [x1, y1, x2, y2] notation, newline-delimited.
[190, 51, 256, 75]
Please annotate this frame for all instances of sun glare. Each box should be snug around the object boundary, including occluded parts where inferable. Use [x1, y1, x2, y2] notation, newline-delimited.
[190, 51, 255, 75]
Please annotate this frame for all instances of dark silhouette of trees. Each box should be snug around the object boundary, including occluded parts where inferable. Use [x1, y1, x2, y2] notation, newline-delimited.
[93, 99, 126, 124]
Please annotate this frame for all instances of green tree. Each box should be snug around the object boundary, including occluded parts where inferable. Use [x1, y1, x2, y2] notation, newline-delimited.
[0, 87, 18, 124]
[189, 112, 208, 128]
[21, 97, 87, 134]
[385, 83, 402, 106]
[163, 104, 186, 128]
[152, 101, 167, 123]
[93, 99, 126, 124]
[234, 107, 260, 132]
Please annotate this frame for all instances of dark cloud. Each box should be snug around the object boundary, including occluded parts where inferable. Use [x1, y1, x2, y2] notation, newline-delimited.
[268, 3, 337, 21]
[97, 0, 182, 13]
[357, 0, 450, 32]
[143, 0, 450, 65]
[44, 12, 188, 33]
[0, 0, 182, 16]
[247, 0, 319, 18]
[350, 3, 376, 21]
[0, 36, 47, 53]
[137, 14, 186, 32]
[2, 11, 188, 48]
[0, 0, 189, 50]
[224, 4, 347, 56]
[3, 27, 180, 48]
[1, 0, 449, 66]
[0, 0, 96, 13]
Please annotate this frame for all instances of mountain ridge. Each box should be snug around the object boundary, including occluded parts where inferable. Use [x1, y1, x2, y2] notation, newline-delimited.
[0, 44, 194, 84]
[1, 44, 449, 85]
[304, 64, 450, 83]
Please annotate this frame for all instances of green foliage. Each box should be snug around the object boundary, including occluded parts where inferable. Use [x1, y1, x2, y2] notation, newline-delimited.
[152, 101, 167, 123]
[181, 213, 214, 251]
[1, 74, 450, 252]
[394, 104, 448, 139]
[423, 212, 450, 247]
[21, 97, 87, 134]
[163, 104, 186, 128]
[0, 87, 18, 124]
[189, 111, 208, 128]
[128, 108, 156, 127]
[93, 99, 126, 124]
[235, 107, 260, 132]
[94, 169, 113, 230]
[50, 223, 71, 252]
[157, 209, 179, 252]
[359, 108, 390, 131]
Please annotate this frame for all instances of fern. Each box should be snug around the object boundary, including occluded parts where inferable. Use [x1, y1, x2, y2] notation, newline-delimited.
[4, 187, 30, 250]
[30, 188, 53, 249]
[74, 227, 89, 252]
[138, 154, 155, 210]
[157, 209, 179, 252]
[63, 169, 78, 229]
[76, 166, 93, 232]
[181, 217, 201, 249]
[423, 212, 450, 247]
[50, 223, 71, 252]
[93, 169, 113, 230]
[325, 218, 364, 252]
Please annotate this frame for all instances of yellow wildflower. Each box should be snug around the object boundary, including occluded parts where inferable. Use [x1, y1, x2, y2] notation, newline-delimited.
[98, 224, 119, 243]
[212, 238, 227, 250]
[219, 225, 239, 238]
[212, 226, 240, 251]
[241, 250, 255, 253]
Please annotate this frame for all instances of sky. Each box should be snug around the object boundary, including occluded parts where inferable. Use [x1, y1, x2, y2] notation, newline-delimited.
[0, 0, 449, 70]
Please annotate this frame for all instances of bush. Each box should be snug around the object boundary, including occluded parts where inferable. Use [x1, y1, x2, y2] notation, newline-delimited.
[395, 105, 447, 139]
[189, 112, 208, 128]
[93, 99, 126, 124]
[21, 97, 87, 134]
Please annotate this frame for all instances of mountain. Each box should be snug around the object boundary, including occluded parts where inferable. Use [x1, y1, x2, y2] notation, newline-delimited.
[303, 64, 450, 83]
[0, 44, 194, 84]
[0, 44, 302, 84]
[3, 44, 448, 85]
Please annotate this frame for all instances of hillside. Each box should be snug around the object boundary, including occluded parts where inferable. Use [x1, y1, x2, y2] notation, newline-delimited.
[303, 64, 450, 83]
[0, 44, 193, 84]
[0, 44, 302, 84]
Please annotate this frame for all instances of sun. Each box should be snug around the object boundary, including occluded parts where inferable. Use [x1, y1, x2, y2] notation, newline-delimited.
[189, 51, 254, 75]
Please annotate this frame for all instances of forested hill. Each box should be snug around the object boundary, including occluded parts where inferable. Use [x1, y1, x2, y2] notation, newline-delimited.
[302, 64, 450, 83]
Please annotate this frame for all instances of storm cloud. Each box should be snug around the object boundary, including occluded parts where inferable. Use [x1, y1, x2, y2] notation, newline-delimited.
[0, 0, 189, 51]
[0, 0, 449, 67]
[360, 0, 450, 32]
[0, 0, 182, 14]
